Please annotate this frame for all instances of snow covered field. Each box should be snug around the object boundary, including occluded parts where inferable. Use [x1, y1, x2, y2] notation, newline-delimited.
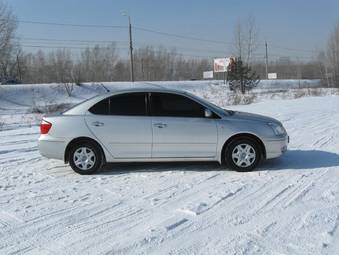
[0, 82, 339, 254]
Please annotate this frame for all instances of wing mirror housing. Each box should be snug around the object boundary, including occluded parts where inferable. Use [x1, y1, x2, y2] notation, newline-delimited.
[205, 109, 213, 118]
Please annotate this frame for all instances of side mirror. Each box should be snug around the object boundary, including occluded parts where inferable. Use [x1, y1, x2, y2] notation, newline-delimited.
[205, 109, 213, 118]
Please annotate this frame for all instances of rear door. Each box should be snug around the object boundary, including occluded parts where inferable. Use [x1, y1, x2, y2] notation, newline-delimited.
[150, 92, 218, 158]
[85, 93, 152, 158]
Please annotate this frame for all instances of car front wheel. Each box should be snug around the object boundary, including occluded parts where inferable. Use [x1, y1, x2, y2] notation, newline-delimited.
[69, 142, 103, 175]
[224, 138, 261, 172]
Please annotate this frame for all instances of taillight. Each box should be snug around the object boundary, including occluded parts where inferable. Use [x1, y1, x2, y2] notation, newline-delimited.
[40, 120, 52, 134]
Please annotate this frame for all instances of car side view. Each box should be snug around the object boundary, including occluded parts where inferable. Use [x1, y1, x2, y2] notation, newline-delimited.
[38, 88, 288, 174]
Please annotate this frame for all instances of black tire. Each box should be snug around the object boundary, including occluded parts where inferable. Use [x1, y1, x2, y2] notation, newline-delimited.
[69, 141, 103, 175]
[224, 138, 261, 172]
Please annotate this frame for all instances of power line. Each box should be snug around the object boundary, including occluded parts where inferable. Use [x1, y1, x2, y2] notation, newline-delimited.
[16, 37, 230, 55]
[133, 26, 230, 45]
[18, 39, 314, 59]
[18, 19, 126, 29]
[17, 36, 128, 44]
[17, 39, 125, 48]
[19, 41, 229, 55]
[20, 44, 128, 50]
[15, 19, 320, 54]
[16, 37, 258, 57]
[16, 19, 231, 45]
[268, 43, 318, 53]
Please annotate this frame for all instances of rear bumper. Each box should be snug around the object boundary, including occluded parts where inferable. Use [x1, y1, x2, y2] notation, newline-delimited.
[264, 135, 289, 159]
[38, 135, 67, 160]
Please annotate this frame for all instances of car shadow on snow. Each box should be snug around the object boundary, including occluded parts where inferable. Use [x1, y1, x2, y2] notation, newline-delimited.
[100, 161, 223, 175]
[99, 150, 339, 175]
[261, 149, 339, 170]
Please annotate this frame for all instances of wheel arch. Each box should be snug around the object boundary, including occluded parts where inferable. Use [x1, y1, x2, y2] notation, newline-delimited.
[221, 133, 266, 163]
[64, 137, 106, 164]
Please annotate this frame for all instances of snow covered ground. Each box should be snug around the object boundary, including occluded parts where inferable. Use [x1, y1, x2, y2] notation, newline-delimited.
[0, 82, 339, 254]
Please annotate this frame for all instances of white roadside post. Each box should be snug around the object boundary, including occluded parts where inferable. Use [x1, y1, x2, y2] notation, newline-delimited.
[268, 73, 277, 80]
[203, 71, 214, 80]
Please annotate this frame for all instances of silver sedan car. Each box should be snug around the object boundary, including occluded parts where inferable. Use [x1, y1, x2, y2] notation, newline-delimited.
[38, 88, 288, 174]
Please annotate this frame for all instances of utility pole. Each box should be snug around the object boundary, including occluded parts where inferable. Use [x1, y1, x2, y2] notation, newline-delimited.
[265, 41, 268, 79]
[122, 12, 134, 82]
[128, 16, 135, 82]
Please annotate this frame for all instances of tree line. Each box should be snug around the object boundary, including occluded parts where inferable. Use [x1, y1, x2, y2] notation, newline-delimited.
[9, 45, 212, 84]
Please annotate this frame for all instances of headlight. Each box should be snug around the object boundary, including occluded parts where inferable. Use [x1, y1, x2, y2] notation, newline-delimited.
[268, 122, 286, 136]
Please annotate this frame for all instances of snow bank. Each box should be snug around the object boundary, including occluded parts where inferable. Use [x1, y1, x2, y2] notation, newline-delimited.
[0, 80, 334, 116]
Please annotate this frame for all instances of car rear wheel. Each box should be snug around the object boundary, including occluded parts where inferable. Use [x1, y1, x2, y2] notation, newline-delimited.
[69, 142, 103, 175]
[224, 138, 261, 172]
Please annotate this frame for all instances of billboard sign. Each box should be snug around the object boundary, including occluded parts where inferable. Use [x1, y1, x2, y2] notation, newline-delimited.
[203, 71, 214, 79]
[214, 58, 230, 73]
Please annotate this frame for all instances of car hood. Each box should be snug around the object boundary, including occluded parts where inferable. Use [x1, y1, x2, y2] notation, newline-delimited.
[226, 110, 280, 124]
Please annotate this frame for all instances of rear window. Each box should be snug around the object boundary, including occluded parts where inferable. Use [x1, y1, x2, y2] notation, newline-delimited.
[89, 98, 109, 115]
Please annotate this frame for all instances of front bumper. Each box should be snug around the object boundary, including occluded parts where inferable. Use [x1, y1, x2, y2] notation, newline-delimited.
[264, 135, 289, 159]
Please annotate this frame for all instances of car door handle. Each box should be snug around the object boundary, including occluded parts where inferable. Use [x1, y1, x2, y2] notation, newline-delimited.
[92, 121, 104, 127]
[153, 123, 167, 128]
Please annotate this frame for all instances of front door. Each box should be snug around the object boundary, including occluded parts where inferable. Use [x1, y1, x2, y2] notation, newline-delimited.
[150, 92, 218, 158]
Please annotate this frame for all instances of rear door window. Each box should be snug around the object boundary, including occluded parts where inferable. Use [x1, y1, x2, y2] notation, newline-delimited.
[109, 93, 147, 116]
[89, 93, 147, 116]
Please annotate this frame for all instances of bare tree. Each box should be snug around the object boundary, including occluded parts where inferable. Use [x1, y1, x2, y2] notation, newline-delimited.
[233, 21, 244, 60]
[245, 15, 259, 66]
[233, 15, 259, 66]
[48, 49, 74, 96]
[78, 44, 118, 82]
[0, 2, 17, 81]
[326, 21, 339, 87]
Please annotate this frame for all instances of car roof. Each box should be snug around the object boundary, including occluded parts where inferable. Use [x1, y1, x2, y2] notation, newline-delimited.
[91, 87, 193, 103]
[104, 87, 189, 97]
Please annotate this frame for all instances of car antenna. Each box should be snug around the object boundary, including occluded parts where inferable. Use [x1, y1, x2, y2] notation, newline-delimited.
[100, 83, 110, 92]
